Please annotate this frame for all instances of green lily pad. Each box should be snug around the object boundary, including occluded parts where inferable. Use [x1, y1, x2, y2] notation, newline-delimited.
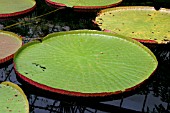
[14, 30, 158, 97]
[45, 0, 122, 11]
[95, 6, 170, 44]
[0, 81, 29, 113]
[0, 31, 22, 64]
[0, 0, 36, 19]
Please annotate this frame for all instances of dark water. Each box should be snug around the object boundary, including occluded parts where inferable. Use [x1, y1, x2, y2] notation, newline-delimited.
[0, 0, 170, 113]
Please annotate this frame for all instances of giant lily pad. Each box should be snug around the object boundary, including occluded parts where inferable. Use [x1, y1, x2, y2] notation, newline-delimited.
[0, 81, 29, 113]
[14, 30, 158, 97]
[95, 6, 170, 44]
[0, 31, 22, 64]
[0, 0, 36, 19]
[45, 0, 122, 11]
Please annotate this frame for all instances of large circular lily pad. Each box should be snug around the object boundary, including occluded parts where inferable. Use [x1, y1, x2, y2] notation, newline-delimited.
[14, 30, 158, 97]
[0, 31, 22, 64]
[0, 81, 29, 113]
[95, 6, 170, 44]
[0, 0, 36, 19]
[45, 0, 122, 11]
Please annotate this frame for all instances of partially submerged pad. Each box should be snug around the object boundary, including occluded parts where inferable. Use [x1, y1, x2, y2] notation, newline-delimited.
[14, 30, 158, 97]
[95, 6, 170, 44]
[46, 0, 122, 11]
[0, 81, 29, 113]
[0, 0, 36, 19]
[0, 31, 22, 64]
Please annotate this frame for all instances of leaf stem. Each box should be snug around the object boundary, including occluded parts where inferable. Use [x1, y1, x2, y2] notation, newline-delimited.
[3, 7, 65, 29]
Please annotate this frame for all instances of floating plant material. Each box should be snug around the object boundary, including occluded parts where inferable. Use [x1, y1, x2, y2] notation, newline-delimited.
[95, 6, 170, 44]
[45, 0, 122, 11]
[0, 31, 22, 64]
[0, 0, 36, 19]
[14, 30, 158, 97]
[0, 81, 29, 113]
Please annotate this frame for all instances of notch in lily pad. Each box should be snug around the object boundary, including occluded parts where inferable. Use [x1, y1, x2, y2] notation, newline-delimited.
[14, 30, 158, 98]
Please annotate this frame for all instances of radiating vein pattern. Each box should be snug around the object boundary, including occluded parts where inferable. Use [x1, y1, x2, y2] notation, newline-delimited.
[14, 30, 158, 94]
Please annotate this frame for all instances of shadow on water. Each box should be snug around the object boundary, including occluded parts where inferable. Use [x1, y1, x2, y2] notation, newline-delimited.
[1, 0, 170, 113]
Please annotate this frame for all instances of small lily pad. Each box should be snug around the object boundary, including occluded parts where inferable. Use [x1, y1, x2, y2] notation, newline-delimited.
[45, 0, 122, 11]
[0, 0, 36, 19]
[95, 6, 170, 44]
[0, 81, 29, 113]
[14, 30, 158, 97]
[0, 31, 22, 64]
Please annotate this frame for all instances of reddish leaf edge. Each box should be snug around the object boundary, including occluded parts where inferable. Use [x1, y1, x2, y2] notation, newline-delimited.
[103, 29, 169, 44]
[0, 2, 36, 19]
[0, 31, 23, 64]
[14, 62, 158, 97]
[94, 6, 170, 44]
[13, 30, 158, 98]
[0, 54, 14, 64]
[45, 0, 122, 11]
[45, 0, 67, 8]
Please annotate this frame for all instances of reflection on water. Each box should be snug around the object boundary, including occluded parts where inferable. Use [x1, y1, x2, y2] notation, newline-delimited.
[0, 0, 170, 112]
